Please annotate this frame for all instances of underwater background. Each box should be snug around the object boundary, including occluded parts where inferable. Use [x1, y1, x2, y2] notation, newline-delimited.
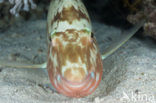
[0, 0, 156, 103]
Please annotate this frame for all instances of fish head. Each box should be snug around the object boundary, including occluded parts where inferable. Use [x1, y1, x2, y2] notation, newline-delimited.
[47, 29, 103, 98]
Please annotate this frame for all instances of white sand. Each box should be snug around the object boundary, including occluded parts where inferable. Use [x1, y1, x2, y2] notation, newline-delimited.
[0, 20, 155, 103]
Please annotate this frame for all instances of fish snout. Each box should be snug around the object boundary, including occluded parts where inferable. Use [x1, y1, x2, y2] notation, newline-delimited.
[50, 71, 102, 98]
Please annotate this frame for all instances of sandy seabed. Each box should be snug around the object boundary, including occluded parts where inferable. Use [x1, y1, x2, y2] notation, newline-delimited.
[0, 19, 156, 103]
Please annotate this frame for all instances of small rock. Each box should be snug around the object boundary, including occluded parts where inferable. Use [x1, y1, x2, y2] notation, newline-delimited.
[9, 53, 20, 61]
[38, 48, 43, 53]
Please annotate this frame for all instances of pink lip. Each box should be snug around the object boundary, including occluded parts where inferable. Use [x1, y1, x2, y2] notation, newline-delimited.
[50, 72, 102, 98]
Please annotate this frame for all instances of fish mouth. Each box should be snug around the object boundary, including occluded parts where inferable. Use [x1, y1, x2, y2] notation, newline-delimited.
[50, 72, 102, 98]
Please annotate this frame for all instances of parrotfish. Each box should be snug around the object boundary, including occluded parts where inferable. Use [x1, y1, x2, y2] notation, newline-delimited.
[0, 0, 145, 98]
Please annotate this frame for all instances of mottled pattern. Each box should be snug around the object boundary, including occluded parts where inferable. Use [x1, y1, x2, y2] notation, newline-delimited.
[47, 0, 92, 33]
[47, 29, 101, 80]
[46, 0, 103, 97]
[51, 6, 90, 25]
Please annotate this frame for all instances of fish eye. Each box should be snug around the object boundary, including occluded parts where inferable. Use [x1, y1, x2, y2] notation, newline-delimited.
[49, 31, 56, 42]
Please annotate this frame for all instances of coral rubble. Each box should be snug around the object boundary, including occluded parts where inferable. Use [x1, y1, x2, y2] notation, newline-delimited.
[0, 0, 36, 16]
[125, 0, 156, 39]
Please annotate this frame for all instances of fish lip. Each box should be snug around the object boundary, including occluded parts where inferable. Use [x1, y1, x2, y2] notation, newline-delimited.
[50, 71, 102, 98]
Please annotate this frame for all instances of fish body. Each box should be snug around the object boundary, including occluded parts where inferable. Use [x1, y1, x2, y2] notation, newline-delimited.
[47, 0, 103, 97]
[0, 0, 145, 98]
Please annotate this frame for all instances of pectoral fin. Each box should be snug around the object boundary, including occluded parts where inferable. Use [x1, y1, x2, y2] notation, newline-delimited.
[0, 61, 47, 69]
[101, 19, 145, 60]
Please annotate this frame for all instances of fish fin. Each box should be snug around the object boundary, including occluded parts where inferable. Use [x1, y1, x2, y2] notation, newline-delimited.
[101, 19, 145, 60]
[44, 83, 56, 92]
[0, 60, 47, 69]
